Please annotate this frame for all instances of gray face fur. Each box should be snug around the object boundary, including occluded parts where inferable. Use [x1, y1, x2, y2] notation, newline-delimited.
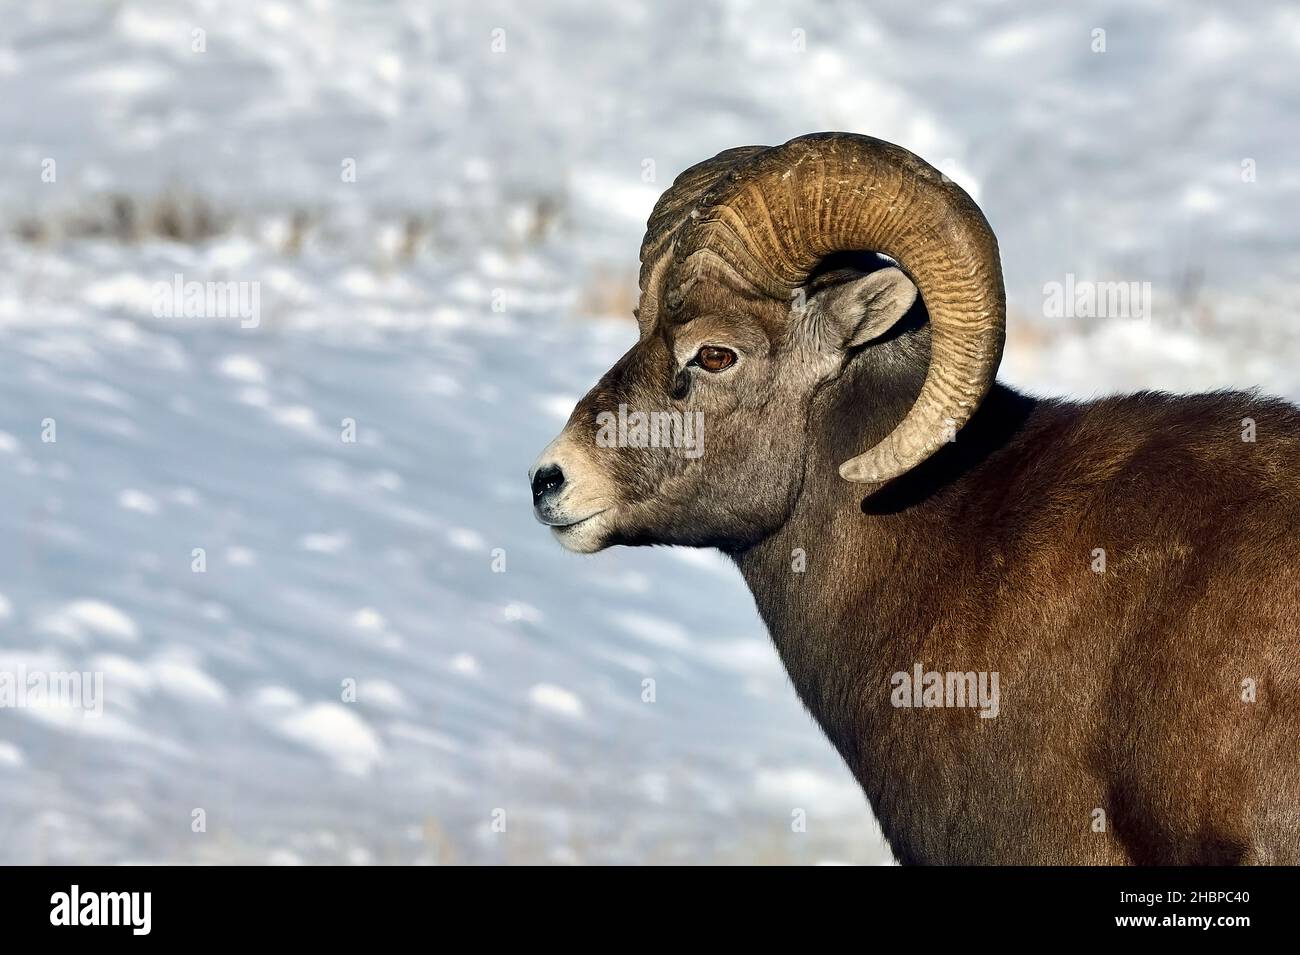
[530, 265, 917, 553]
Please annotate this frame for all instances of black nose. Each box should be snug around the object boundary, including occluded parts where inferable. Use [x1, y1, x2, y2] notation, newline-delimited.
[531, 464, 565, 502]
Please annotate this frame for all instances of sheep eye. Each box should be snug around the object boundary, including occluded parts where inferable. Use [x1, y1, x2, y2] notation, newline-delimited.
[692, 346, 737, 372]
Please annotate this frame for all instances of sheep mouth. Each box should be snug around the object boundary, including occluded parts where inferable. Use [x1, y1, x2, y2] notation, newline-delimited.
[540, 509, 608, 530]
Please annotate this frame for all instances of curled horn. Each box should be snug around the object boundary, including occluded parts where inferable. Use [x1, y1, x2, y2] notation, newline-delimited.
[635, 146, 768, 336]
[671, 132, 1006, 483]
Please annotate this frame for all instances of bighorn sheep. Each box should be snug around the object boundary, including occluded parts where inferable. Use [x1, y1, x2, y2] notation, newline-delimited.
[530, 132, 1300, 865]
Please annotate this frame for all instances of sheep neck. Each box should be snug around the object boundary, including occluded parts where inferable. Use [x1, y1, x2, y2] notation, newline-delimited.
[731, 351, 1044, 860]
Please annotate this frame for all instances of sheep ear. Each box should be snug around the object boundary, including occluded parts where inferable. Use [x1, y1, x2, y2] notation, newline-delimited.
[814, 267, 918, 350]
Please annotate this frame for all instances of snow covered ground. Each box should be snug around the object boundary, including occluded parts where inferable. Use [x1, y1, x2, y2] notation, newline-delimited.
[0, 0, 1296, 864]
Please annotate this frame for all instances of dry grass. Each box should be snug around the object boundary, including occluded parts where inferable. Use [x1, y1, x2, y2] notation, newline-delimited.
[14, 190, 230, 246]
[576, 265, 638, 322]
[6, 189, 567, 264]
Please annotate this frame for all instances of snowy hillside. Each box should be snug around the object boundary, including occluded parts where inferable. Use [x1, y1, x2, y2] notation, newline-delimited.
[0, 239, 883, 863]
[0, 0, 1296, 864]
